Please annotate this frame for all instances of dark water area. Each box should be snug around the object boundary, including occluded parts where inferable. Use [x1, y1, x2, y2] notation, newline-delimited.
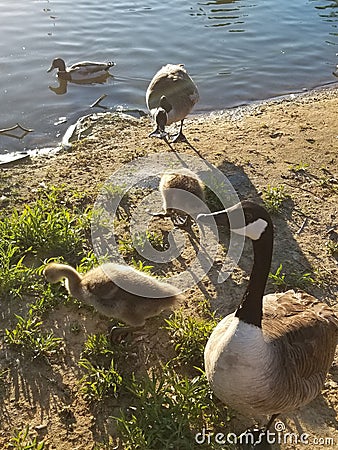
[0, 0, 337, 156]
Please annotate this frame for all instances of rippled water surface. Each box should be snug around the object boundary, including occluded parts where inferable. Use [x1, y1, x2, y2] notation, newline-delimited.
[0, 0, 337, 154]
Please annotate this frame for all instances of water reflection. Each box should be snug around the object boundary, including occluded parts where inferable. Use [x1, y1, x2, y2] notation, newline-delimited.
[313, 0, 338, 45]
[313, 0, 338, 21]
[0, 0, 337, 154]
[191, 0, 249, 30]
[49, 74, 113, 95]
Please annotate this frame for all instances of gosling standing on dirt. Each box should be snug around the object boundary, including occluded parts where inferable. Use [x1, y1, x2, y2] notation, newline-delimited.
[146, 64, 199, 142]
[44, 262, 181, 336]
[151, 168, 206, 226]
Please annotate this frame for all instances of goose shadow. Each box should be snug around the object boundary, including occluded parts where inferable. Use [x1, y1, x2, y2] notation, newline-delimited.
[207, 157, 334, 316]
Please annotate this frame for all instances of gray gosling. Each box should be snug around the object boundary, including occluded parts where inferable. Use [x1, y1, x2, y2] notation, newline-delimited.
[146, 64, 199, 142]
[150, 168, 206, 226]
[44, 262, 181, 338]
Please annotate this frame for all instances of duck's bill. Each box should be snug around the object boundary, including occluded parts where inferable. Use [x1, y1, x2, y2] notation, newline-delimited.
[47, 65, 54, 73]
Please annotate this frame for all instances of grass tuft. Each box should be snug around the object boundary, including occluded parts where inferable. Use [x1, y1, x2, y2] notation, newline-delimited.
[78, 357, 123, 402]
[262, 184, 289, 213]
[165, 310, 217, 368]
[8, 425, 45, 450]
[0, 187, 91, 264]
[115, 368, 231, 450]
[5, 309, 63, 358]
[0, 244, 37, 301]
[269, 263, 318, 291]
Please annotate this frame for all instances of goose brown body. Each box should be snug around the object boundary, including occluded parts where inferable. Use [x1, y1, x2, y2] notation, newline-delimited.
[205, 290, 338, 418]
[146, 64, 199, 139]
[200, 201, 338, 421]
[44, 262, 180, 327]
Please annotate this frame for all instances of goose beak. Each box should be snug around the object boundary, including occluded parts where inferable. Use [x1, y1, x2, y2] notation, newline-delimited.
[196, 210, 230, 227]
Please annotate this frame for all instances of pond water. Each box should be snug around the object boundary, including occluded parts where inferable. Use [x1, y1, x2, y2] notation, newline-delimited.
[0, 0, 337, 155]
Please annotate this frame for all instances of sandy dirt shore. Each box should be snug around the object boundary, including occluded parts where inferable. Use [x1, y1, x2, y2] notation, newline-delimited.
[0, 86, 337, 449]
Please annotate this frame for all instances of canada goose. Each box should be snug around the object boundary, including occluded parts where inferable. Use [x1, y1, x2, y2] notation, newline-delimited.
[44, 262, 181, 337]
[197, 201, 338, 440]
[146, 64, 199, 142]
[47, 58, 115, 81]
[150, 168, 206, 226]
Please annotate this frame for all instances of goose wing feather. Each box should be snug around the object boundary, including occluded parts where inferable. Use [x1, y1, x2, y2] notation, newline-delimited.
[146, 65, 199, 110]
[263, 290, 338, 381]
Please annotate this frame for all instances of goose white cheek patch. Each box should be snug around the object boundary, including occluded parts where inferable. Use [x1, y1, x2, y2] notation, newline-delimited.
[233, 218, 268, 240]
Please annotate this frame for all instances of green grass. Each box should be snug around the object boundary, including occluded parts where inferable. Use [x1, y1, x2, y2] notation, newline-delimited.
[269, 263, 318, 291]
[0, 186, 91, 264]
[130, 258, 154, 274]
[81, 333, 114, 362]
[262, 184, 289, 213]
[289, 162, 309, 173]
[326, 239, 338, 257]
[5, 308, 63, 358]
[115, 368, 231, 450]
[8, 425, 45, 450]
[165, 310, 217, 368]
[268, 263, 287, 288]
[78, 357, 123, 402]
[0, 244, 37, 301]
[118, 230, 166, 257]
[318, 174, 338, 193]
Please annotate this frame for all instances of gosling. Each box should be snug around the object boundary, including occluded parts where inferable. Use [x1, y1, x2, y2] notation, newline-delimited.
[150, 168, 206, 226]
[44, 262, 181, 337]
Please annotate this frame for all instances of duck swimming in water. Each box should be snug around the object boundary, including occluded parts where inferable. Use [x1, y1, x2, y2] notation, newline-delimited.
[47, 58, 115, 82]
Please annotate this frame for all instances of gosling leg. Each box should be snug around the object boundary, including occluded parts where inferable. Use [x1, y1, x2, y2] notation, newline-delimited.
[109, 325, 145, 343]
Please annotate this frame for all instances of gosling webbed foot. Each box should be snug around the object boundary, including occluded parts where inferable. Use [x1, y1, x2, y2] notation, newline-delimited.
[171, 213, 192, 228]
[109, 325, 144, 343]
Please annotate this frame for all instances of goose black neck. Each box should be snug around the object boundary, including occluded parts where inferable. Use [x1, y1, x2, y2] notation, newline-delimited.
[235, 222, 273, 328]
